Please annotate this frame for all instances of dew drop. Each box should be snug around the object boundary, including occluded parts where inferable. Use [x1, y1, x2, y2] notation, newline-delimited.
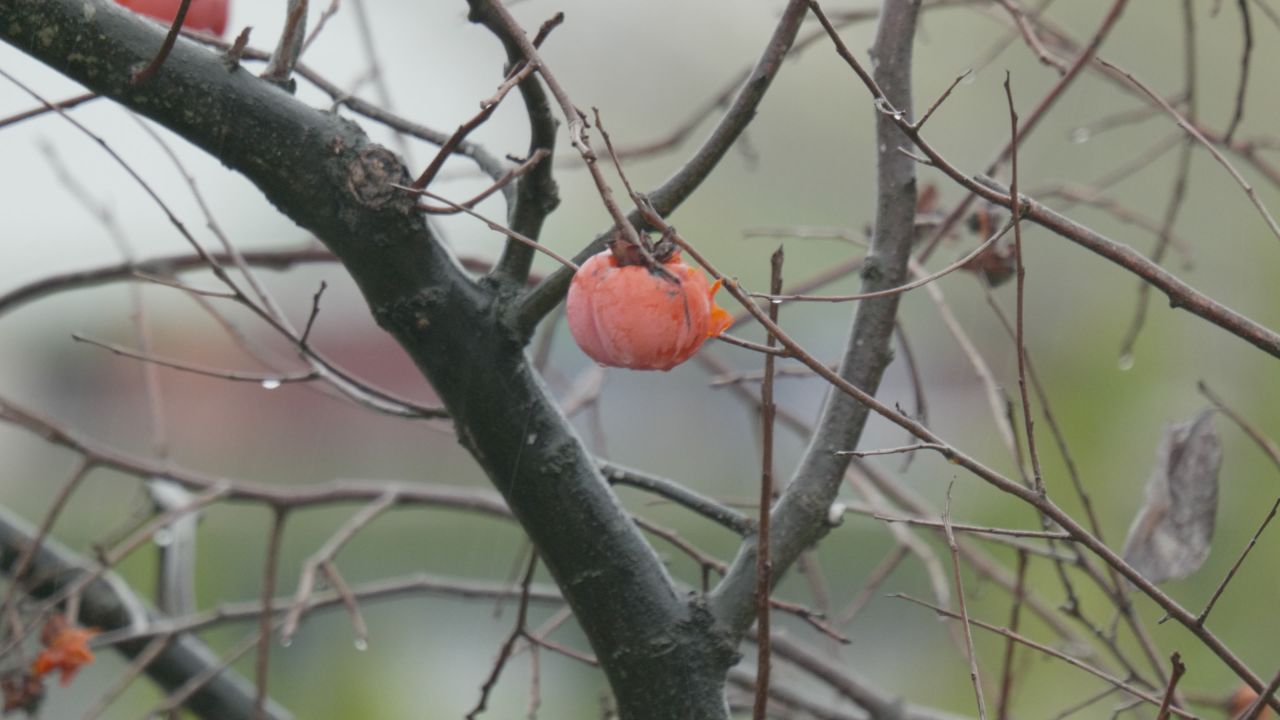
[354, 638, 369, 652]
[526, 433, 538, 445]
[960, 73, 977, 85]
[280, 637, 293, 648]
[153, 528, 173, 547]
[1069, 127, 1091, 145]
[1117, 353, 1135, 371]
[770, 298, 784, 306]
[261, 378, 282, 390]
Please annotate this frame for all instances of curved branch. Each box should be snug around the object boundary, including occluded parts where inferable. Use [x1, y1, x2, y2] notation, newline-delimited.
[466, 4, 562, 283]
[1, 5, 738, 715]
[0, 505, 292, 720]
[711, 0, 922, 636]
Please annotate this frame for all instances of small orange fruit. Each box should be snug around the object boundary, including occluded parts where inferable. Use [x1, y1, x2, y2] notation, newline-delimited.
[566, 249, 732, 371]
[30, 614, 98, 687]
[1228, 685, 1274, 719]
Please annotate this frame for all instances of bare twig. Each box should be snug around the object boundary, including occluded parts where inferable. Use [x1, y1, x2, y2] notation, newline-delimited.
[1155, 653, 1188, 720]
[405, 188, 579, 271]
[995, 550, 1028, 720]
[280, 493, 397, 643]
[467, 553, 539, 719]
[0, 91, 97, 130]
[943, 485, 988, 719]
[72, 334, 318, 387]
[1003, 73, 1044, 495]
[1199, 381, 1280, 472]
[262, 0, 309, 85]
[895, 594, 1197, 719]
[1223, 0, 1253, 144]
[299, 281, 328, 347]
[1097, 57, 1280, 242]
[254, 509, 288, 717]
[1194, 497, 1280, 626]
[131, 0, 195, 85]
[750, 216, 1013, 303]
[752, 248, 783, 720]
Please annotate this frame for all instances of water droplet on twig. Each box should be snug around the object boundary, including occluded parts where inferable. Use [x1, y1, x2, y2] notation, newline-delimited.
[261, 378, 282, 390]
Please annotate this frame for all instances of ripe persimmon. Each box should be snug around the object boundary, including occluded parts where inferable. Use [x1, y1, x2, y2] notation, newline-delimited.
[114, 0, 229, 36]
[567, 249, 732, 371]
[1228, 685, 1274, 719]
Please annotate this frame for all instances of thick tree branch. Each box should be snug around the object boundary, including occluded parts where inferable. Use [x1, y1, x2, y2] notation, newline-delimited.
[711, 0, 921, 636]
[465, 3, 562, 283]
[0, 3, 732, 716]
[0, 505, 292, 720]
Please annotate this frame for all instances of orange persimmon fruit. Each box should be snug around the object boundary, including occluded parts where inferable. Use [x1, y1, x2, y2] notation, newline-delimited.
[30, 614, 99, 687]
[567, 249, 732, 371]
[114, 0, 230, 37]
[1228, 685, 1274, 719]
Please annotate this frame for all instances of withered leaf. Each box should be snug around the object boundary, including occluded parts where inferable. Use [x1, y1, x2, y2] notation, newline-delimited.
[1121, 409, 1222, 585]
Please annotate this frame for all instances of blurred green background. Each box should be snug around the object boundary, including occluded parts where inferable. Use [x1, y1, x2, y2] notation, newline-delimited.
[1, 0, 1278, 717]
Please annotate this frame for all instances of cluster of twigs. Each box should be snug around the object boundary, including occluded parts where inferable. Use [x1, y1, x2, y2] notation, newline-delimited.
[1, 0, 1279, 718]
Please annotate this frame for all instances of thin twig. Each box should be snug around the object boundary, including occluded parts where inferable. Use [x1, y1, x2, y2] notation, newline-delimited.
[404, 188, 579, 271]
[1155, 653, 1188, 720]
[262, 0, 309, 85]
[0, 91, 97, 130]
[280, 492, 398, 643]
[299, 281, 328, 347]
[254, 509, 288, 717]
[1096, 57, 1280, 243]
[943, 484, 988, 719]
[0, 459, 93, 634]
[467, 553, 539, 720]
[1003, 73, 1044, 495]
[131, 0, 195, 85]
[751, 217, 1013, 303]
[80, 634, 172, 720]
[72, 334, 318, 387]
[995, 550, 1028, 720]
[834, 545, 908, 626]
[319, 561, 369, 650]
[1199, 381, 1280, 472]
[410, 56, 543, 190]
[872, 514, 1072, 540]
[752, 248, 783, 720]
[894, 594, 1198, 719]
[1194, 497, 1280, 626]
[1223, 0, 1253, 144]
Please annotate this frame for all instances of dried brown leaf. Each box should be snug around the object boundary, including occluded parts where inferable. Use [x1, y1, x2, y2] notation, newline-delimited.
[1121, 409, 1222, 584]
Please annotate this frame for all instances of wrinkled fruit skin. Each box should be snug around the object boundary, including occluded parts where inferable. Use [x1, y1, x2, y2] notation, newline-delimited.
[567, 250, 732, 371]
[114, 0, 229, 36]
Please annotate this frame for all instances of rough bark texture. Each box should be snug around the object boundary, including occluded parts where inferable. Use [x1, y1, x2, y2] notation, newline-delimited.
[0, 1, 736, 717]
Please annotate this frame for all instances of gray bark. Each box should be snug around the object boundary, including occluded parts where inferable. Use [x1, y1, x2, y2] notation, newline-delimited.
[711, 0, 923, 635]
